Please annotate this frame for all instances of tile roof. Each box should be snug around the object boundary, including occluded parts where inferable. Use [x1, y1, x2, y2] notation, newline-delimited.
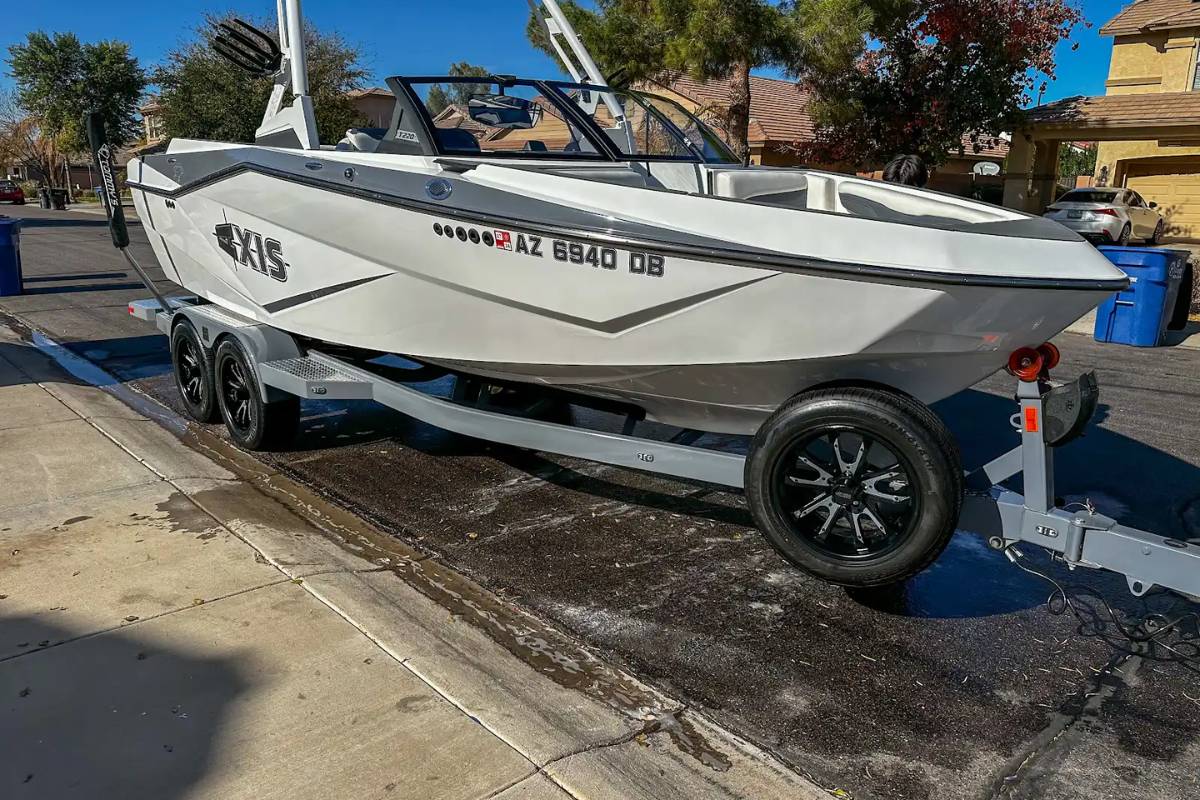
[431, 104, 490, 135]
[347, 87, 394, 98]
[1101, 0, 1200, 35]
[646, 73, 816, 145]
[1026, 92, 1200, 127]
[956, 133, 1010, 159]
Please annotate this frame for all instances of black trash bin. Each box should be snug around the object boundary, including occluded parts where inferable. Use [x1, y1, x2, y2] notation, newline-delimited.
[37, 187, 51, 209]
[50, 188, 69, 210]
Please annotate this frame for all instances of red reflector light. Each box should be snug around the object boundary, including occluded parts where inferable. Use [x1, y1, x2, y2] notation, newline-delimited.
[127, 305, 134, 315]
[1037, 342, 1060, 372]
[1006, 347, 1043, 381]
[1024, 407, 1039, 433]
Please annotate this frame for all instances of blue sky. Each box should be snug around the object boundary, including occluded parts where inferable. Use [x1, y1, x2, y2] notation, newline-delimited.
[4, 0, 1130, 105]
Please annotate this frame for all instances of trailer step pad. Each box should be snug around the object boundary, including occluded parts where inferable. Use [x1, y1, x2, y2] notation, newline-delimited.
[259, 356, 373, 401]
[127, 296, 196, 322]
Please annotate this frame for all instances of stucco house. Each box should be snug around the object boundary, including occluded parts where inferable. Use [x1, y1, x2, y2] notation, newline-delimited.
[1010, 0, 1200, 240]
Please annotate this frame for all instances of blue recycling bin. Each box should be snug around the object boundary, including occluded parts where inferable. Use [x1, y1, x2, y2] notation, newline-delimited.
[1093, 247, 1189, 347]
[0, 216, 22, 297]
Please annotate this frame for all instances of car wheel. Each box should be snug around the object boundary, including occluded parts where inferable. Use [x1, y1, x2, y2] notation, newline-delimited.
[1117, 223, 1131, 247]
[1149, 220, 1164, 246]
[745, 387, 963, 588]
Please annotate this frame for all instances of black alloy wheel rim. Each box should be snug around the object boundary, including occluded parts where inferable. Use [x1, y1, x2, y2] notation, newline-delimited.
[220, 357, 254, 436]
[176, 337, 206, 407]
[771, 426, 921, 561]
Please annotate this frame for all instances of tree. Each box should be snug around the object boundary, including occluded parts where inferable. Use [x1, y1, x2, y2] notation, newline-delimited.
[526, 0, 870, 160]
[801, 0, 1083, 167]
[1057, 141, 1096, 186]
[425, 63, 492, 116]
[7, 32, 145, 153]
[153, 16, 368, 145]
[0, 93, 60, 187]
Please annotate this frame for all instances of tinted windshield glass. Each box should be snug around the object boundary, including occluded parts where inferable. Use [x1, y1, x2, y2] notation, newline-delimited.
[408, 79, 605, 158]
[1060, 190, 1120, 204]
[635, 93, 739, 163]
[547, 84, 737, 163]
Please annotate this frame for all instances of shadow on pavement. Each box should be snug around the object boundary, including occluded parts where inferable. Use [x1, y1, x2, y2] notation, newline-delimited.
[23, 272, 129, 283]
[12, 217, 123, 229]
[22, 282, 153, 296]
[1, 616, 249, 799]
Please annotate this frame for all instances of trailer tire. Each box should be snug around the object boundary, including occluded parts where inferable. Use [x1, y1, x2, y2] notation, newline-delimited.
[214, 337, 299, 451]
[170, 320, 219, 423]
[746, 388, 962, 587]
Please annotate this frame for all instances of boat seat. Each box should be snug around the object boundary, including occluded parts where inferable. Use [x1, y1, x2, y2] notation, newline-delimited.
[339, 127, 423, 155]
[838, 183, 996, 229]
[711, 169, 810, 208]
[538, 165, 651, 188]
[436, 128, 481, 153]
[340, 127, 389, 151]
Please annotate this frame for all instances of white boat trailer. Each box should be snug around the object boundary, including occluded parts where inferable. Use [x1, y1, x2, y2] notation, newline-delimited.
[126, 296, 1200, 601]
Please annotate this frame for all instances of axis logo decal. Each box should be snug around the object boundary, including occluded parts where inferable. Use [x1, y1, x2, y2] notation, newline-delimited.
[214, 222, 288, 282]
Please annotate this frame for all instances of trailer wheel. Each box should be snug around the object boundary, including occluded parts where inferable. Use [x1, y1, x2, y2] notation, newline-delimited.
[214, 338, 299, 451]
[170, 320, 218, 423]
[746, 388, 962, 588]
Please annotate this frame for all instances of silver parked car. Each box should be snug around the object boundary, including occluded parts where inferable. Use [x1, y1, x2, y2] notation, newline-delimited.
[1043, 188, 1165, 246]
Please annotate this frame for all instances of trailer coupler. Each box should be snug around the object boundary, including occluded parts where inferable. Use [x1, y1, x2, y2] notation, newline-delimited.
[959, 373, 1200, 600]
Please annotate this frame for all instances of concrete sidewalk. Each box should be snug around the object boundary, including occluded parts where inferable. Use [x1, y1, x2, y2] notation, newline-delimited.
[0, 322, 823, 800]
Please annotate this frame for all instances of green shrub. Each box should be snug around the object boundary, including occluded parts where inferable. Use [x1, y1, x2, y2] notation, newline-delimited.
[18, 180, 38, 199]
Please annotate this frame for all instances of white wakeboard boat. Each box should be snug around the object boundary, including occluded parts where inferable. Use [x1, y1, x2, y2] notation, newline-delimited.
[125, 1, 1127, 436]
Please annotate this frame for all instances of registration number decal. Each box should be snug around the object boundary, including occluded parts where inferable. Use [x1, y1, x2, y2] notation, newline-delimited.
[538, 233, 664, 277]
[432, 221, 665, 278]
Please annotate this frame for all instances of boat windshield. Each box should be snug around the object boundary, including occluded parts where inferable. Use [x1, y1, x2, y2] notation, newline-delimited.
[398, 76, 740, 164]
[544, 83, 739, 164]
[404, 78, 609, 159]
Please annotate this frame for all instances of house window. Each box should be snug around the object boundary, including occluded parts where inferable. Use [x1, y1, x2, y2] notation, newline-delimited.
[1194, 58, 1200, 91]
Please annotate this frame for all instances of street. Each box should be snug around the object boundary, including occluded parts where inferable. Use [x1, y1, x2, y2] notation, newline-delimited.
[3, 203, 1200, 799]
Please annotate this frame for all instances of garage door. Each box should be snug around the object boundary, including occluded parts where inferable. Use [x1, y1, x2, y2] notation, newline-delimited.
[1126, 160, 1200, 241]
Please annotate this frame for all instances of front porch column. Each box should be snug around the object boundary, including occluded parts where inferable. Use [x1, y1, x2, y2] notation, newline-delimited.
[1003, 133, 1035, 212]
[1029, 139, 1061, 213]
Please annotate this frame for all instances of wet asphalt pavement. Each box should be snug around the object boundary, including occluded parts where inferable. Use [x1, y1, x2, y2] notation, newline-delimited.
[4, 205, 1199, 799]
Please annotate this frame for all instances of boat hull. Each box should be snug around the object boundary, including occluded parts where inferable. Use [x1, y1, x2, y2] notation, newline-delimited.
[127, 147, 1120, 434]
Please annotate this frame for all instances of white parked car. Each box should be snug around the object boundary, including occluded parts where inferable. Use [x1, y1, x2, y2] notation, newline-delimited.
[1043, 188, 1165, 246]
